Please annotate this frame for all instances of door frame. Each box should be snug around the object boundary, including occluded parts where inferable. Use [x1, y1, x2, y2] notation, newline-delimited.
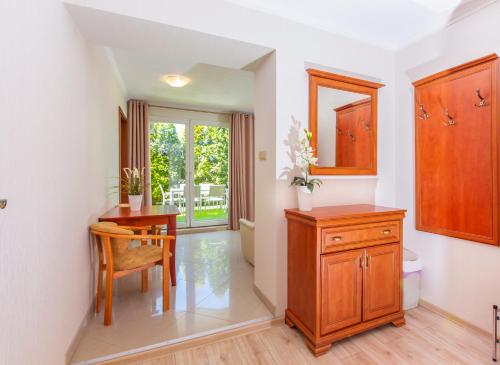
[188, 119, 230, 228]
[149, 117, 230, 228]
[118, 106, 128, 204]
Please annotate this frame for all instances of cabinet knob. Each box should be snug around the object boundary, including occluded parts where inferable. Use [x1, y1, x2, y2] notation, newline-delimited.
[382, 229, 392, 235]
[331, 236, 342, 241]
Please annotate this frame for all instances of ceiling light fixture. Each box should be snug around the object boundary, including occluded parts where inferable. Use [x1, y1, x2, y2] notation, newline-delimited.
[161, 74, 190, 88]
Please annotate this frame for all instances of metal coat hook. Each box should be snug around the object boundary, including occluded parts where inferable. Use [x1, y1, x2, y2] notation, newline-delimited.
[443, 108, 456, 127]
[475, 88, 487, 107]
[336, 127, 343, 136]
[348, 129, 356, 142]
[418, 103, 429, 120]
[360, 120, 370, 131]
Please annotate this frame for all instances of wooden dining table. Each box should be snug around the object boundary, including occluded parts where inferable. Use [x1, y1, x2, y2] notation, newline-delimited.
[98, 204, 180, 285]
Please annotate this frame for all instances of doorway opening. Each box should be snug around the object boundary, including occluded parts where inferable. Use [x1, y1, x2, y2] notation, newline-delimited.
[66, 5, 276, 364]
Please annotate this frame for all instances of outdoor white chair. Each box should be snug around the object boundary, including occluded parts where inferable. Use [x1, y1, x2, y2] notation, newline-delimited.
[159, 184, 170, 205]
[207, 185, 226, 209]
[184, 185, 203, 211]
[169, 184, 186, 212]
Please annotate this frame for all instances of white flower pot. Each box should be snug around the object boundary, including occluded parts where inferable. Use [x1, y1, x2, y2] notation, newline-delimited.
[297, 186, 313, 211]
[128, 194, 143, 211]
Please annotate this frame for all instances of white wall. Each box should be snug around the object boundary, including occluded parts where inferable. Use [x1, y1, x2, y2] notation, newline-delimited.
[0, 1, 126, 364]
[66, 0, 397, 315]
[253, 53, 279, 308]
[395, 1, 500, 332]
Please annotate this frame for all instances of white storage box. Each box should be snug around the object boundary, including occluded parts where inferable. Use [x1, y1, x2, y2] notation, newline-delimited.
[403, 248, 422, 310]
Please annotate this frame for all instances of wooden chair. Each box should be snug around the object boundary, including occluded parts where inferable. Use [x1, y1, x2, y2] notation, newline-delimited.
[90, 222, 174, 326]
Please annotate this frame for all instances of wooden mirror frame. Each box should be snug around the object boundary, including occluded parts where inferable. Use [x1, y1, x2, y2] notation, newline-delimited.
[307, 69, 384, 175]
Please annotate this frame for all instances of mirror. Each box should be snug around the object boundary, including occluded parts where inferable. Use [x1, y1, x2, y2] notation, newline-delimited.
[308, 69, 384, 175]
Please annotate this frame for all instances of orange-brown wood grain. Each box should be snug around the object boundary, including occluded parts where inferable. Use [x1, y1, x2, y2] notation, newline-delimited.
[285, 205, 406, 356]
[363, 243, 400, 321]
[307, 69, 383, 175]
[335, 99, 372, 167]
[414, 54, 500, 245]
[320, 250, 363, 335]
[99, 205, 180, 284]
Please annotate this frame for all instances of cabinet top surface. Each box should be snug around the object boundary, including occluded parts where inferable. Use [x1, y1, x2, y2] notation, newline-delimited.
[285, 204, 406, 222]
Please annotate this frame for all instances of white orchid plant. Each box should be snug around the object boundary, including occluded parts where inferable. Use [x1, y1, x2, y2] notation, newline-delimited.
[290, 129, 322, 192]
[122, 167, 145, 195]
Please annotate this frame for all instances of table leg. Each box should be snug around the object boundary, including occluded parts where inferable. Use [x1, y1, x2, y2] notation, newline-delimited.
[167, 215, 177, 286]
[141, 229, 148, 292]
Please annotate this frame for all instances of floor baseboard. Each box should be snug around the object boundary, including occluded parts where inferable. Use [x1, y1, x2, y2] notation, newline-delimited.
[66, 300, 94, 364]
[253, 284, 276, 315]
[418, 299, 490, 337]
[177, 225, 228, 235]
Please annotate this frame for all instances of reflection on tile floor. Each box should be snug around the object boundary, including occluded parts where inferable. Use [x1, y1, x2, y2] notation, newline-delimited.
[71, 230, 272, 364]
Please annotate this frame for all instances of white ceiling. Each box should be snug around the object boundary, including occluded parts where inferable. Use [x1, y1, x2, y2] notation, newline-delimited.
[110, 48, 256, 112]
[67, 0, 496, 110]
[67, 4, 273, 112]
[222, 0, 497, 50]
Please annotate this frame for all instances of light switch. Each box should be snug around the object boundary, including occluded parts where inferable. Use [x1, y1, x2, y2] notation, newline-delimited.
[258, 151, 267, 161]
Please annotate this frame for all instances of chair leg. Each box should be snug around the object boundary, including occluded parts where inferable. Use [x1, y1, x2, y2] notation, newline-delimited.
[104, 271, 113, 326]
[163, 261, 170, 312]
[141, 269, 149, 292]
[96, 264, 103, 313]
[141, 232, 149, 292]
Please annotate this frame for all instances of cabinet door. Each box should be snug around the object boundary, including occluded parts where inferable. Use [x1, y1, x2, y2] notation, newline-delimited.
[363, 243, 401, 321]
[321, 249, 363, 335]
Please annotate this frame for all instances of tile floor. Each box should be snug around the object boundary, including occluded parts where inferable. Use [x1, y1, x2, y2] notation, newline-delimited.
[71, 230, 272, 364]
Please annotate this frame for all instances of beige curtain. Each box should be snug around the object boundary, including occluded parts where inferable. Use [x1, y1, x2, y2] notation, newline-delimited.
[127, 100, 151, 205]
[229, 112, 255, 230]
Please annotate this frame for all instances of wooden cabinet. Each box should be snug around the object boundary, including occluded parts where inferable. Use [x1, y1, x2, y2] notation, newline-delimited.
[335, 98, 372, 167]
[414, 54, 500, 245]
[285, 205, 406, 356]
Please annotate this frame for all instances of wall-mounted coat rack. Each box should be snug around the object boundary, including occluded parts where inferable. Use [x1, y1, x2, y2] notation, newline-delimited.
[413, 53, 500, 245]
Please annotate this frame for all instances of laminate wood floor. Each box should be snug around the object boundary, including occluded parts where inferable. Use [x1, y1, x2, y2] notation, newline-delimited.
[129, 306, 492, 365]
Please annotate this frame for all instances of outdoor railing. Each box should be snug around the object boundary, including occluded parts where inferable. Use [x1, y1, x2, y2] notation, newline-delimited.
[160, 184, 228, 213]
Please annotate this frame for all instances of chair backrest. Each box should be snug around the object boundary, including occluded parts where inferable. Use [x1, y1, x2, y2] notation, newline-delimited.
[159, 184, 167, 198]
[209, 184, 226, 197]
[182, 185, 201, 195]
[90, 222, 134, 256]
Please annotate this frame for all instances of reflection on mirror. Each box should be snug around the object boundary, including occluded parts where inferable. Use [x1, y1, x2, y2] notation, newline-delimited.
[308, 69, 384, 175]
[317, 87, 371, 168]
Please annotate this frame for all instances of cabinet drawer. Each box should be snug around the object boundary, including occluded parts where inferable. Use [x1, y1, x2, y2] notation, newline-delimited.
[322, 221, 400, 253]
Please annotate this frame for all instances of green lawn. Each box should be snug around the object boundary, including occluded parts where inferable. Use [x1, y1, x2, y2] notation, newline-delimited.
[177, 208, 228, 223]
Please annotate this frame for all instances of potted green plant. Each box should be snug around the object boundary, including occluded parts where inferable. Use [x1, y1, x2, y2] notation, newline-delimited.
[123, 167, 145, 211]
[290, 129, 322, 211]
